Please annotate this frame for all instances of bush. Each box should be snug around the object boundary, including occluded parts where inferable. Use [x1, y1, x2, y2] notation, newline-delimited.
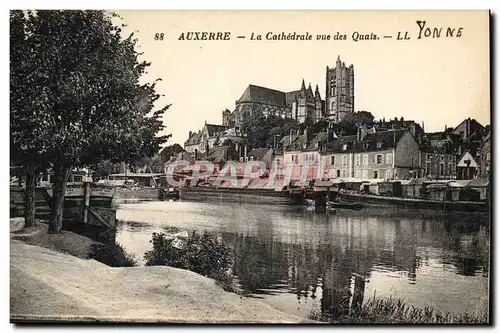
[92, 242, 138, 267]
[308, 296, 489, 324]
[144, 231, 238, 293]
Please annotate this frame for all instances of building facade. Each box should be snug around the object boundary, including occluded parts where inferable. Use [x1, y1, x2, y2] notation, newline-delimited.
[456, 151, 479, 180]
[419, 150, 457, 180]
[479, 134, 491, 179]
[321, 128, 420, 181]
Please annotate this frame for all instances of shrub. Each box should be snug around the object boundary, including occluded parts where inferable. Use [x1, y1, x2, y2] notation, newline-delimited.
[144, 231, 238, 293]
[92, 242, 138, 267]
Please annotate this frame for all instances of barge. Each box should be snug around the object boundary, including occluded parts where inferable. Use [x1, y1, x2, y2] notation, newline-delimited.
[178, 185, 305, 206]
[338, 191, 488, 213]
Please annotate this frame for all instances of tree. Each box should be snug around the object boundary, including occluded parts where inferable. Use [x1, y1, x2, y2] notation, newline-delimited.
[242, 112, 299, 150]
[159, 143, 185, 163]
[10, 10, 54, 227]
[338, 111, 375, 135]
[10, 10, 169, 233]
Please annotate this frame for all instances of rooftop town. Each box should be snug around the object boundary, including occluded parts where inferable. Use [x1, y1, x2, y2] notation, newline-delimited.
[180, 57, 490, 184]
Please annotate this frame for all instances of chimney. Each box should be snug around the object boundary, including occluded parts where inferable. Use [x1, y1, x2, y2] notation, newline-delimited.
[357, 124, 368, 141]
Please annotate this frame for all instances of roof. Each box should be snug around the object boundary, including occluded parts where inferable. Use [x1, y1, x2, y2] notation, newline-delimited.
[323, 135, 357, 153]
[306, 132, 328, 150]
[285, 91, 300, 106]
[247, 148, 270, 160]
[322, 129, 410, 153]
[353, 129, 408, 152]
[185, 130, 201, 146]
[280, 132, 299, 146]
[237, 85, 287, 106]
[206, 146, 229, 164]
[289, 133, 308, 151]
[453, 118, 485, 133]
[205, 124, 226, 137]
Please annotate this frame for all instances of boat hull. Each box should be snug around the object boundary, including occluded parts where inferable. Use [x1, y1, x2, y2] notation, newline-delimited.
[338, 192, 488, 213]
[179, 186, 304, 206]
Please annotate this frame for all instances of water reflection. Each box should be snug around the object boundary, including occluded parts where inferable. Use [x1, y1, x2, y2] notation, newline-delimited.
[116, 201, 490, 317]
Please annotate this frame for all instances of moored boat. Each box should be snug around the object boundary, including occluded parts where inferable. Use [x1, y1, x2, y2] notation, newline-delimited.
[326, 200, 363, 210]
[178, 185, 304, 206]
[338, 191, 488, 213]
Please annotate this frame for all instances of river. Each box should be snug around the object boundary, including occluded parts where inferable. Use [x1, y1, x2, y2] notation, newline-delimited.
[115, 200, 490, 319]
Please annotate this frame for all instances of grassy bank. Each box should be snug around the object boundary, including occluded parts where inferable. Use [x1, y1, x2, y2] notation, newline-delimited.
[308, 296, 489, 324]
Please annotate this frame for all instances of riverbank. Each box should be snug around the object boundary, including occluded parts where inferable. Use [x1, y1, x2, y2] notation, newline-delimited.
[10, 220, 308, 324]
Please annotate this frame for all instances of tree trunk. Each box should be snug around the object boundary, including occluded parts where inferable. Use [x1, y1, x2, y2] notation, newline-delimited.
[24, 164, 37, 228]
[49, 162, 71, 234]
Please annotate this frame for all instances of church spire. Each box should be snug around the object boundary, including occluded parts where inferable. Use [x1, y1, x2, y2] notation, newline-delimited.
[315, 84, 321, 100]
[301, 79, 306, 91]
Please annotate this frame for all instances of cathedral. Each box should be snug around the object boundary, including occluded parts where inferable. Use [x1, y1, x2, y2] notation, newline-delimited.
[222, 56, 355, 128]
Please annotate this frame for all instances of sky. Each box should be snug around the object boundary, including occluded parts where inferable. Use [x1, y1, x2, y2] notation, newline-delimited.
[113, 10, 490, 146]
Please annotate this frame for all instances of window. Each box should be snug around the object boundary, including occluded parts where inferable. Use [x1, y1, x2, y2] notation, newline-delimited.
[355, 170, 361, 179]
[487, 152, 491, 161]
[373, 170, 379, 179]
[362, 155, 368, 166]
[426, 162, 431, 175]
[386, 169, 393, 180]
[439, 163, 445, 176]
[73, 176, 83, 183]
[292, 155, 294, 162]
[426, 153, 431, 161]
[342, 169, 348, 178]
[331, 156, 335, 165]
[41, 174, 48, 181]
[376, 141, 383, 149]
[355, 155, 361, 166]
[376, 154, 383, 165]
[386, 153, 393, 165]
[411, 156, 415, 166]
[362, 170, 368, 180]
[342, 143, 347, 151]
[440, 154, 445, 161]
[336, 170, 341, 178]
[342, 155, 348, 167]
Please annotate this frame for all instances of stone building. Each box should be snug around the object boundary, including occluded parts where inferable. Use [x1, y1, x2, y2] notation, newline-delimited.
[321, 128, 421, 181]
[184, 122, 226, 156]
[221, 55, 354, 128]
[325, 56, 355, 123]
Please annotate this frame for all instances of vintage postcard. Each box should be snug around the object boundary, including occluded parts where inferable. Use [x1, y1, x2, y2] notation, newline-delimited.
[10, 10, 491, 324]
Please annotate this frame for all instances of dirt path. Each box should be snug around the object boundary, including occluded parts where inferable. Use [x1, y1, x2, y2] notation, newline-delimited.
[10, 224, 309, 323]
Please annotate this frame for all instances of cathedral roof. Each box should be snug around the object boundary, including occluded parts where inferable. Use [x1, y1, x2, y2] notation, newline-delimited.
[237, 84, 287, 107]
[285, 90, 301, 106]
[204, 124, 226, 137]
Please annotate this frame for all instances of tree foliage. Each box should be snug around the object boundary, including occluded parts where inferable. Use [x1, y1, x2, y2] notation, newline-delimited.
[10, 10, 169, 232]
[338, 111, 375, 135]
[242, 111, 299, 150]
